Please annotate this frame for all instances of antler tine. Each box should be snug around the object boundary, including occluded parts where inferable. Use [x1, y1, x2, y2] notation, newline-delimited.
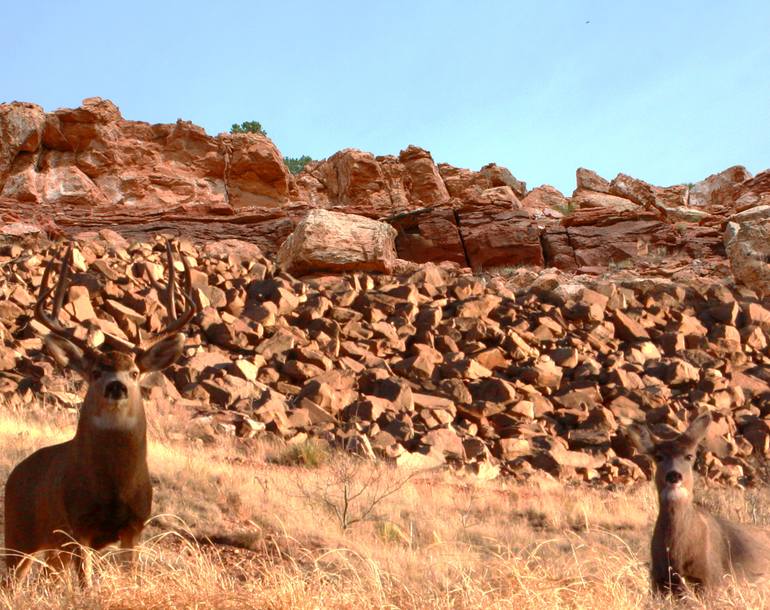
[165, 240, 177, 320]
[164, 241, 196, 335]
[51, 244, 73, 318]
[34, 244, 94, 355]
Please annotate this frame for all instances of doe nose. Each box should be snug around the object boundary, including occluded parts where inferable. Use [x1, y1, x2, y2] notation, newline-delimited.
[665, 471, 683, 485]
[104, 380, 128, 400]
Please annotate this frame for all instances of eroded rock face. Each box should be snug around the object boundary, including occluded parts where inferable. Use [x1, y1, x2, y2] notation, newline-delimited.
[398, 145, 450, 207]
[521, 185, 567, 213]
[278, 209, 398, 275]
[295, 146, 451, 216]
[0, 97, 291, 209]
[0, 97, 763, 276]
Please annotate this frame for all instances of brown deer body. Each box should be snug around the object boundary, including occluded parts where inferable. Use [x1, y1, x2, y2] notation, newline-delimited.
[3, 242, 194, 584]
[631, 413, 770, 594]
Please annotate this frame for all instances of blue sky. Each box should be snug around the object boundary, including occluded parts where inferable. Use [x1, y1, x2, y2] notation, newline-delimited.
[2, 1, 768, 194]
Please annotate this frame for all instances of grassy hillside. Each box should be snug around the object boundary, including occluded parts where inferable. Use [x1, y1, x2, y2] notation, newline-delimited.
[0, 397, 769, 609]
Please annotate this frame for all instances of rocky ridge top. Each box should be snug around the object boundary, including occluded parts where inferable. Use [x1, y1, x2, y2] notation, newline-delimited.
[2, 97, 768, 276]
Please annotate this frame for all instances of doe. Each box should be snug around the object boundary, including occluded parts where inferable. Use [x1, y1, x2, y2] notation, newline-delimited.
[630, 411, 770, 594]
[3, 241, 195, 585]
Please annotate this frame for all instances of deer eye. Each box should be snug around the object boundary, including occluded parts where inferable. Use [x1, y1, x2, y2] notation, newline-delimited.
[130, 370, 139, 380]
[685, 454, 694, 461]
[91, 369, 102, 380]
[654, 453, 664, 463]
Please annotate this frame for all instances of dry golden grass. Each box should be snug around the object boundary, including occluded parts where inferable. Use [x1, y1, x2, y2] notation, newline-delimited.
[1, 398, 770, 609]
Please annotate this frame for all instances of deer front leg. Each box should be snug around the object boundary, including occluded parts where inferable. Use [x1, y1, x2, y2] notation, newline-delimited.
[119, 527, 142, 574]
[72, 548, 93, 588]
[3, 553, 34, 586]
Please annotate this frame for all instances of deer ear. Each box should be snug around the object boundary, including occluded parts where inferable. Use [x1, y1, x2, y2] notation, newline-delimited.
[683, 412, 711, 445]
[44, 334, 94, 378]
[627, 425, 656, 455]
[136, 333, 185, 373]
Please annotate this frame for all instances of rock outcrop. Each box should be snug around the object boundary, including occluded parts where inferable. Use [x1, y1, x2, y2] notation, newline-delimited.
[0, 97, 768, 282]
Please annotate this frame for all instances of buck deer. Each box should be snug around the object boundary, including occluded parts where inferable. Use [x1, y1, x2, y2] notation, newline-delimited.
[3, 241, 195, 585]
[630, 411, 770, 594]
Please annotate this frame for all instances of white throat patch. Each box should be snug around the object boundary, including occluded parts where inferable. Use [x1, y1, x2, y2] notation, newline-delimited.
[662, 484, 690, 503]
[90, 410, 139, 431]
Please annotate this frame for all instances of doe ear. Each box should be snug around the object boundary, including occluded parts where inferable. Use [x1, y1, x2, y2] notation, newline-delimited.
[136, 333, 185, 373]
[683, 412, 711, 445]
[627, 424, 656, 455]
[44, 334, 94, 378]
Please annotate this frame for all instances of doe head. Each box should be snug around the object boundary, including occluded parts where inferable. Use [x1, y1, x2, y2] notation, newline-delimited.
[629, 412, 711, 504]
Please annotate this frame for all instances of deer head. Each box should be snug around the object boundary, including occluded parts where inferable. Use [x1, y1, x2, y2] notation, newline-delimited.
[34, 241, 196, 429]
[629, 412, 711, 504]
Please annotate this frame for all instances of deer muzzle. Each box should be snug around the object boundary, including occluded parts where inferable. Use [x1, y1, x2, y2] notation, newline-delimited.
[104, 380, 128, 401]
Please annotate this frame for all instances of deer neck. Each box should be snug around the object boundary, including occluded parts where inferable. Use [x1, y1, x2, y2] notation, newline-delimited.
[656, 490, 699, 554]
[72, 397, 149, 490]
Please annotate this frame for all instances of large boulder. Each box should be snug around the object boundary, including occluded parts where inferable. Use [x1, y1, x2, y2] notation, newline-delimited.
[225, 132, 293, 208]
[610, 173, 687, 213]
[735, 170, 770, 211]
[521, 185, 567, 214]
[689, 165, 752, 208]
[389, 207, 466, 265]
[438, 162, 526, 201]
[725, 206, 770, 296]
[398, 145, 450, 207]
[571, 190, 637, 211]
[0, 102, 46, 183]
[575, 168, 611, 194]
[457, 207, 543, 270]
[278, 209, 397, 275]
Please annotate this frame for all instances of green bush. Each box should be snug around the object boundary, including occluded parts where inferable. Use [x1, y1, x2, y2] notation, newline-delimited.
[284, 155, 314, 175]
[230, 121, 266, 135]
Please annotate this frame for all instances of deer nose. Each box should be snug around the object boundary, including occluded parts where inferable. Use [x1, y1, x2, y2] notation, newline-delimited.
[104, 380, 128, 400]
[665, 471, 683, 485]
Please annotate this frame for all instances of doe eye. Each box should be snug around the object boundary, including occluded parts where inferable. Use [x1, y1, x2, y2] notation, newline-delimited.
[686, 454, 695, 461]
[131, 371, 139, 380]
[654, 454, 664, 463]
[91, 369, 102, 380]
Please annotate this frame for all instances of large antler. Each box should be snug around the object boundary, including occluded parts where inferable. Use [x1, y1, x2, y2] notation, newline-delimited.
[35, 244, 97, 358]
[145, 240, 197, 341]
[103, 240, 197, 354]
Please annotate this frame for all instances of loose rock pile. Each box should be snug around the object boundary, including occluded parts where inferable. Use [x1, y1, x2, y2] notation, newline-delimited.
[2, 231, 770, 488]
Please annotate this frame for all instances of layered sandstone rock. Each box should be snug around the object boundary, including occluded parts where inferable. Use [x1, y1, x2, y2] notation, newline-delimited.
[1, 97, 767, 276]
